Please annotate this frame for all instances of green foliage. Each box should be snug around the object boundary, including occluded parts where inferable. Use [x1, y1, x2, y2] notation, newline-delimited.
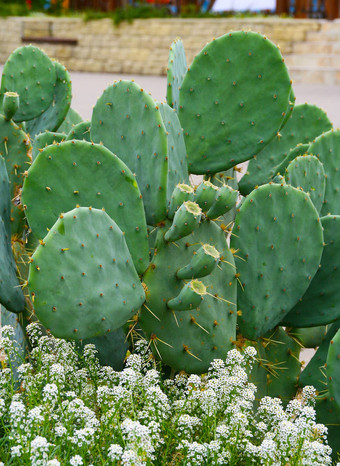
[0, 32, 340, 458]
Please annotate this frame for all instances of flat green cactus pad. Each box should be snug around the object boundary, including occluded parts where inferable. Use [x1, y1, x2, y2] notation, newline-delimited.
[32, 131, 65, 162]
[0, 115, 31, 235]
[0, 216, 25, 313]
[28, 207, 145, 340]
[1, 45, 56, 122]
[158, 102, 189, 205]
[272, 143, 309, 179]
[231, 183, 323, 340]
[91, 80, 168, 225]
[299, 318, 340, 391]
[309, 129, 340, 216]
[288, 325, 327, 349]
[22, 140, 149, 275]
[0, 115, 31, 198]
[166, 38, 187, 111]
[326, 327, 340, 410]
[58, 107, 83, 134]
[0, 155, 11, 238]
[315, 395, 340, 460]
[66, 121, 91, 142]
[139, 220, 237, 374]
[0, 155, 24, 312]
[264, 327, 301, 404]
[76, 327, 128, 371]
[284, 155, 326, 214]
[178, 31, 291, 174]
[26, 60, 72, 138]
[279, 87, 295, 131]
[239, 104, 332, 195]
[283, 215, 340, 327]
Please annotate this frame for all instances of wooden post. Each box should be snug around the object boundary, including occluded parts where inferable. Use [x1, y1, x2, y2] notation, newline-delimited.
[325, 0, 340, 19]
[276, 0, 289, 14]
[295, 0, 308, 17]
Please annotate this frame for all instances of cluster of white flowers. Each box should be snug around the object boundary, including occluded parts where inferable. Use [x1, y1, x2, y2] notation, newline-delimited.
[0, 323, 334, 465]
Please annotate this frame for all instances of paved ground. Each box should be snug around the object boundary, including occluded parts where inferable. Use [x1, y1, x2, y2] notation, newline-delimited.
[71, 71, 340, 128]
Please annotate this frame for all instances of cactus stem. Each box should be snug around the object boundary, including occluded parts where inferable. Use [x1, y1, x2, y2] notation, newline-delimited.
[206, 292, 235, 306]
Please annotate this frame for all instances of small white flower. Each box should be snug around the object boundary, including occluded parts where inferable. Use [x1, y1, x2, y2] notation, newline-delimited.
[69, 455, 83, 466]
[10, 444, 22, 457]
[43, 383, 59, 403]
[108, 443, 123, 461]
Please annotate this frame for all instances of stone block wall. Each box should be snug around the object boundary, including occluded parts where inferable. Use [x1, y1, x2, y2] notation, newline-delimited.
[0, 16, 321, 75]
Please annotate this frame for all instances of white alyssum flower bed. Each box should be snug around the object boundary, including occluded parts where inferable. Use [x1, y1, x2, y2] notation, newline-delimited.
[0, 323, 334, 465]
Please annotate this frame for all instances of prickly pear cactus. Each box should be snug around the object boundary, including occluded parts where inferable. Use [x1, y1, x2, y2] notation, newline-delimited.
[0, 45, 56, 122]
[178, 31, 292, 174]
[28, 207, 146, 340]
[90, 81, 168, 225]
[309, 129, 340, 216]
[231, 183, 323, 340]
[139, 219, 237, 373]
[239, 104, 332, 195]
[284, 155, 326, 214]
[22, 140, 149, 275]
[166, 38, 187, 111]
[283, 215, 340, 327]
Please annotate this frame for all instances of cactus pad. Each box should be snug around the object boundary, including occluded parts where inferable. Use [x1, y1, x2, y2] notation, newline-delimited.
[231, 183, 323, 340]
[166, 38, 187, 111]
[139, 220, 237, 373]
[272, 143, 309, 179]
[66, 121, 91, 142]
[1, 45, 56, 122]
[164, 201, 202, 242]
[239, 104, 332, 195]
[283, 215, 340, 327]
[58, 107, 83, 134]
[299, 318, 340, 391]
[284, 155, 326, 214]
[91, 80, 168, 225]
[0, 219, 25, 312]
[22, 140, 149, 275]
[158, 101, 189, 204]
[326, 328, 340, 409]
[309, 129, 340, 216]
[77, 328, 128, 371]
[28, 207, 145, 340]
[178, 31, 291, 174]
[32, 132, 65, 162]
[26, 60, 72, 138]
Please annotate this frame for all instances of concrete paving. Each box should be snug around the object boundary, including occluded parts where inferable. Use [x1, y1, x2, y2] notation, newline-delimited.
[70, 71, 340, 128]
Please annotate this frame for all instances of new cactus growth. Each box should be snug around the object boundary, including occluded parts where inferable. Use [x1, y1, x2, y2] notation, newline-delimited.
[167, 279, 207, 311]
[206, 185, 238, 220]
[3, 92, 19, 121]
[168, 183, 194, 219]
[164, 200, 202, 242]
[176, 243, 220, 279]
